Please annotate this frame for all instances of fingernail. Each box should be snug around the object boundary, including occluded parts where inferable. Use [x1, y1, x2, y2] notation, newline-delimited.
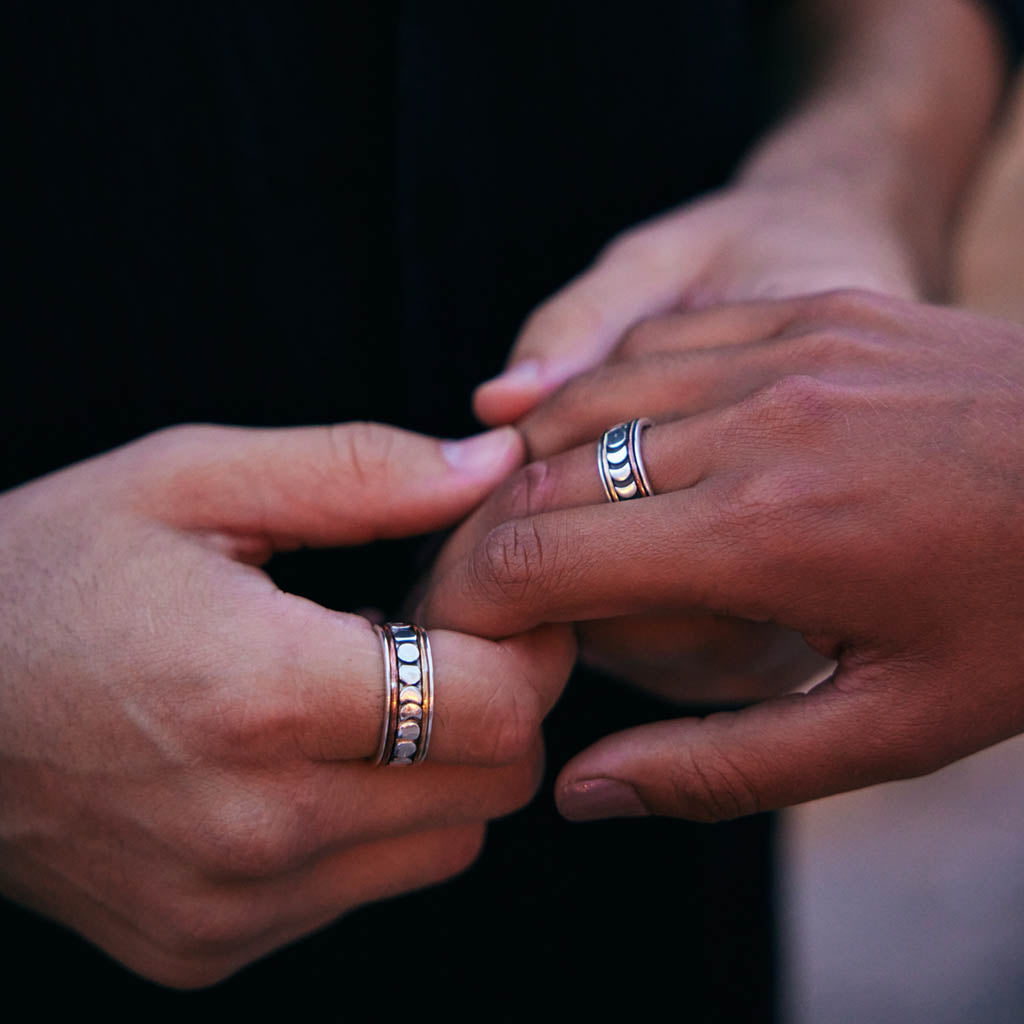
[558, 778, 649, 822]
[442, 426, 520, 474]
[479, 359, 541, 391]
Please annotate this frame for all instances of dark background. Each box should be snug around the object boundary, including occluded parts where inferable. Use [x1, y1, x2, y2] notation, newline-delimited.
[5, 3, 784, 1019]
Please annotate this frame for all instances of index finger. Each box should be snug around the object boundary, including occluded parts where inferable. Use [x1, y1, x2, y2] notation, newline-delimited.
[419, 481, 790, 639]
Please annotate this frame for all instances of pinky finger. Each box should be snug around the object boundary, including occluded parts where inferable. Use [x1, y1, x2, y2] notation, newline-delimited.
[136, 825, 486, 988]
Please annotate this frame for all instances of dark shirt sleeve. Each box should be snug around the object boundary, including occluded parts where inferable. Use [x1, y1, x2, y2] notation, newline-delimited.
[979, 0, 1024, 66]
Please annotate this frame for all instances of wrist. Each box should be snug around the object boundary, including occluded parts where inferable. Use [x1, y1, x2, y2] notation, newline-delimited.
[736, 93, 942, 291]
[736, 0, 1007, 298]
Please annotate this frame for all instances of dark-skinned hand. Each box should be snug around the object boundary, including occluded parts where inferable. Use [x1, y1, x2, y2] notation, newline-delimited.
[420, 290, 1024, 823]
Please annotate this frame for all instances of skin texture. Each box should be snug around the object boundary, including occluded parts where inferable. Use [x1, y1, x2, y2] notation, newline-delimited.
[0, 422, 575, 986]
[421, 289, 1024, 822]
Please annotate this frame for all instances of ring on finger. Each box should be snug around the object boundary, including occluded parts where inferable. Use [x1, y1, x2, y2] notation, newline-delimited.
[597, 418, 654, 502]
[373, 622, 434, 766]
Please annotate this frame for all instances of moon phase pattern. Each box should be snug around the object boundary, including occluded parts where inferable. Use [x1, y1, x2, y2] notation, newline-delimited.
[598, 419, 654, 502]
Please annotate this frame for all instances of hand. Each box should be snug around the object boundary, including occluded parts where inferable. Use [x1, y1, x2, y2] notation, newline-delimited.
[431, 173, 924, 700]
[421, 289, 1024, 822]
[0, 421, 574, 986]
[428, 300, 845, 703]
[471, 0, 1005, 427]
[472, 177, 924, 428]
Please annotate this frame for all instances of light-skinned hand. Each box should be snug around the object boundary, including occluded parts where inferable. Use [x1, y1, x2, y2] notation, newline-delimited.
[472, 178, 923, 427]
[0, 421, 574, 986]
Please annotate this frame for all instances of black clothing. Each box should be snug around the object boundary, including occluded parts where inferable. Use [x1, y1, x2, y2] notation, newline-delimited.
[4, 2, 1018, 1020]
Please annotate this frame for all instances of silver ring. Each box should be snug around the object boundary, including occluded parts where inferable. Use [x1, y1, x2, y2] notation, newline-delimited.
[373, 623, 434, 766]
[597, 418, 654, 502]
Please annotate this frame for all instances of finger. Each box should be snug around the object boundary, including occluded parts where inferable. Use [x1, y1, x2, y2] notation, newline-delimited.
[420, 441, 850, 640]
[305, 748, 544, 850]
[421, 491, 759, 639]
[608, 300, 798, 363]
[232, 824, 486, 982]
[428, 369, 866, 639]
[160, 748, 542, 894]
[222, 590, 575, 766]
[554, 666, 941, 822]
[517, 304, 816, 459]
[126, 422, 524, 550]
[424, 390, 811, 636]
[519, 350, 767, 460]
[575, 614, 830, 704]
[422, 414, 728, 590]
[119, 824, 486, 987]
[472, 217, 714, 425]
[263, 823, 486, 944]
[289, 822, 486, 911]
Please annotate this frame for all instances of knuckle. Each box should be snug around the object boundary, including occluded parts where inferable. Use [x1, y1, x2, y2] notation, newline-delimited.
[473, 519, 547, 603]
[323, 421, 397, 492]
[489, 712, 541, 765]
[137, 892, 269, 988]
[164, 961, 238, 991]
[146, 963, 226, 991]
[743, 373, 839, 434]
[757, 371, 829, 411]
[394, 827, 487, 895]
[501, 460, 557, 521]
[158, 896, 252, 958]
[182, 680, 293, 762]
[187, 794, 306, 880]
[479, 681, 545, 764]
[460, 744, 545, 821]
[495, 741, 546, 814]
[670, 741, 763, 823]
[125, 948, 234, 990]
[435, 824, 487, 879]
[722, 468, 811, 526]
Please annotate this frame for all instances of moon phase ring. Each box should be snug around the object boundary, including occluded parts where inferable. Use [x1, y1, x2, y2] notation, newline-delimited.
[597, 418, 654, 502]
[374, 622, 434, 766]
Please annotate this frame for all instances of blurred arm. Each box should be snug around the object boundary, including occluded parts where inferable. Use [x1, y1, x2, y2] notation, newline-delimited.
[743, 0, 1008, 294]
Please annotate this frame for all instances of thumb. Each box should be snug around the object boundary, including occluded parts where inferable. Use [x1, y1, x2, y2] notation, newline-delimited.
[555, 669, 934, 822]
[473, 215, 708, 425]
[135, 422, 524, 549]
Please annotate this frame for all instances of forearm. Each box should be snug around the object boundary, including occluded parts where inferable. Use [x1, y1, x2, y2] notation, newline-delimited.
[739, 0, 1008, 294]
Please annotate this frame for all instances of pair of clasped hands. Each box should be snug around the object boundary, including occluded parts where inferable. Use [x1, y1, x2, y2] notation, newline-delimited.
[7, 190, 1024, 988]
